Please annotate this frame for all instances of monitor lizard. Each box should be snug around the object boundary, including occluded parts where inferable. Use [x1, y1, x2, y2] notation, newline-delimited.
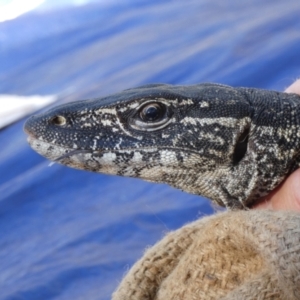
[24, 83, 300, 209]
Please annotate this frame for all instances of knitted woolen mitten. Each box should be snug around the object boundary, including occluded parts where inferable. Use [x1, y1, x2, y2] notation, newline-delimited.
[112, 210, 300, 300]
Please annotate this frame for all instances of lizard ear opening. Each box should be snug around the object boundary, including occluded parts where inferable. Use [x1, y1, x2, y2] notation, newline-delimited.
[232, 127, 249, 165]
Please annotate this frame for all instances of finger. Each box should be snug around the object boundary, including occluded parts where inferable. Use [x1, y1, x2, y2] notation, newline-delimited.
[253, 168, 300, 211]
[285, 79, 300, 94]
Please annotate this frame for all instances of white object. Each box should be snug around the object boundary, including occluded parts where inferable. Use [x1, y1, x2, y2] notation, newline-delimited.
[0, 0, 45, 22]
[0, 94, 57, 129]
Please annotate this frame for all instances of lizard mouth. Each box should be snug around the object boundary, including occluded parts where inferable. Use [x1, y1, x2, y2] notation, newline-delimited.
[25, 135, 94, 164]
[52, 149, 94, 162]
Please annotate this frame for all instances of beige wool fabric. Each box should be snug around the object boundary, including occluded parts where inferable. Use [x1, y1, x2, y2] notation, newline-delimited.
[113, 210, 300, 300]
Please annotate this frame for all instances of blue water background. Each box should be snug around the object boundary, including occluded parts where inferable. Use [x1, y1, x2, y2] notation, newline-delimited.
[1, 0, 300, 299]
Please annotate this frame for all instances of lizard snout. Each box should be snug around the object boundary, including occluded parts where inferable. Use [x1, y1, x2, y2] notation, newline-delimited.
[23, 115, 38, 138]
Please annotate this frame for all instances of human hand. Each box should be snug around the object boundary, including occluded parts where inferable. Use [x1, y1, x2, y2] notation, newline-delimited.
[253, 79, 300, 211]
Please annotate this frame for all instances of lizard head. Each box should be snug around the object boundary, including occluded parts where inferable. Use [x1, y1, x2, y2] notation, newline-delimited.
[25, 83, 297, 208]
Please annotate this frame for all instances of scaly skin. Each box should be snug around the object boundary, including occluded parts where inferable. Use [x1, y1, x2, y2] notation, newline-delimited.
[24, 83, 300, 209]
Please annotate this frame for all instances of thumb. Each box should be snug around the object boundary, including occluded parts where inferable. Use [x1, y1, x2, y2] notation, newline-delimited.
[253, 168, 300, 211]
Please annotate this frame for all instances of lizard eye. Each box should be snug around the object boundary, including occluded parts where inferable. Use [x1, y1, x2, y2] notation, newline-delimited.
[50, 115, 66, 126]
[140, 103, 165, 122]
[128, 101, 172, 131]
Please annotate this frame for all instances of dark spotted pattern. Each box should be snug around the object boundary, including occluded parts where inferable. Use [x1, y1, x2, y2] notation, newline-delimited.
[24, 83, 300, 209]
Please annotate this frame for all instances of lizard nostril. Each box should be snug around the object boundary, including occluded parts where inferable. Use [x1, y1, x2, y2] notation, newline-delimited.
[50, 115, 67, 126]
